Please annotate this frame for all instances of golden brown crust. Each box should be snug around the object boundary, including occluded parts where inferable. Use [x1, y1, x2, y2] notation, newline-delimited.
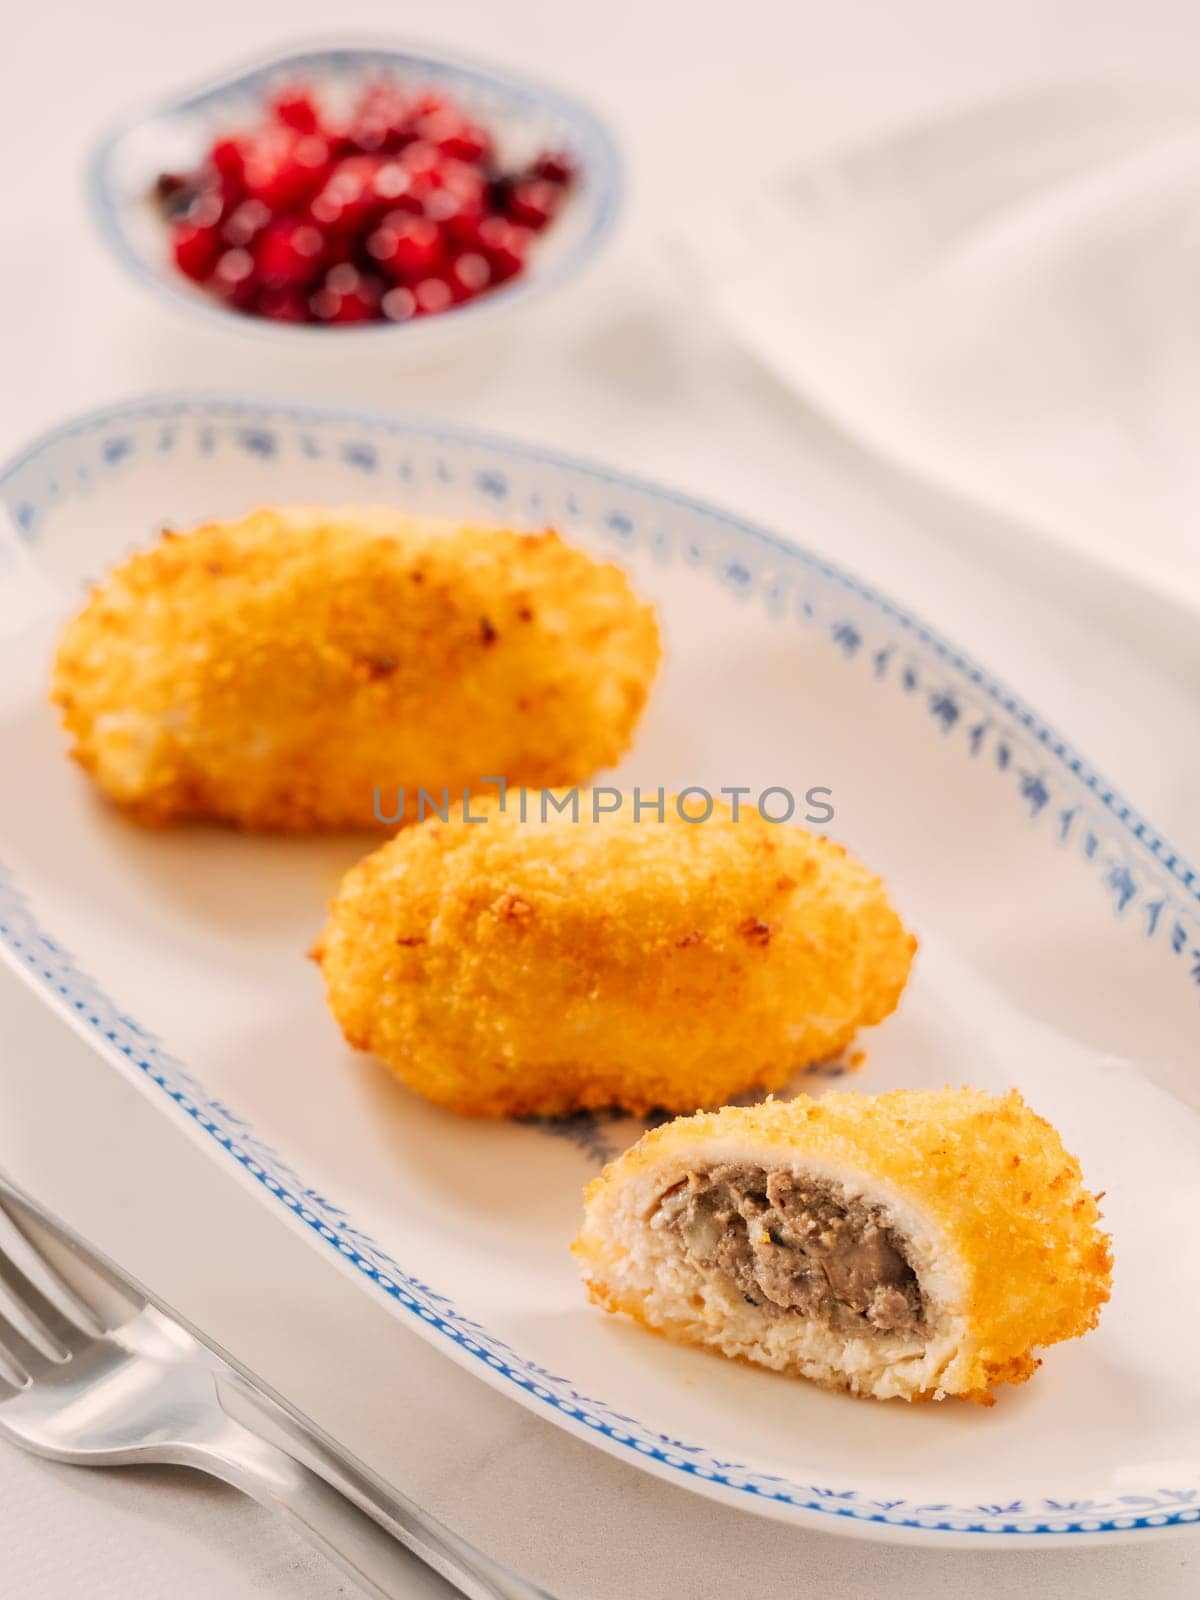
[314, 797, 917, 1116]
[573, 1088, 1112, 1401]
[50, 506, 661, 831]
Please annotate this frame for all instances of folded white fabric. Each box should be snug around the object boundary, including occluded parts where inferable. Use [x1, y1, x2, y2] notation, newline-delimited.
[694, 82, 1200, 614]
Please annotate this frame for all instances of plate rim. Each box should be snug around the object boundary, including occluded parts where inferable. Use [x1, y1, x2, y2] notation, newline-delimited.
[84, 36, 622, 345]
[1, 390, 1198, 1546]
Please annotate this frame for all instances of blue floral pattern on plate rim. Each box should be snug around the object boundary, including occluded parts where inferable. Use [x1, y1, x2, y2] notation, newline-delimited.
[1, 393, 1198, 1542]
[85, 42, 621, 343]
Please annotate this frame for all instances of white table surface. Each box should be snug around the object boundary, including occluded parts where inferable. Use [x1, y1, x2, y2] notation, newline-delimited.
[2, 0, 1199, 1594]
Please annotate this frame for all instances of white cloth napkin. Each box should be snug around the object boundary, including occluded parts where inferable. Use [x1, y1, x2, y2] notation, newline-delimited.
[0, 1448, 344, 1598]
[692, 81, 1200, 616]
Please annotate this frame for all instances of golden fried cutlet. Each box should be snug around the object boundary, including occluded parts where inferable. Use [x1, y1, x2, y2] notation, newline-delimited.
[312, 795, 917, 1117]
[574, 1088, 1112, 1402]
[51, 507, 661, 831]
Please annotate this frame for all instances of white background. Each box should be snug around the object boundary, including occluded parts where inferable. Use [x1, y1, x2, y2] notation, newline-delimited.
[2, 0, 1199, 1594]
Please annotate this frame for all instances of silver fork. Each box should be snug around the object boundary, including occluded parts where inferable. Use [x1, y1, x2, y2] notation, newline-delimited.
[0, 1177, 549, 1600]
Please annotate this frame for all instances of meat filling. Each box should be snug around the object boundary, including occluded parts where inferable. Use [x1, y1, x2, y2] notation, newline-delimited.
[653, 1164, 924, 1337]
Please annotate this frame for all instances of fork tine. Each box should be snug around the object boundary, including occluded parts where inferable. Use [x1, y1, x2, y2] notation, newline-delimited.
[1, 1194, 137, 1319]
[0, 1299, 55, 1385]
[0, 1202, 102, 1352]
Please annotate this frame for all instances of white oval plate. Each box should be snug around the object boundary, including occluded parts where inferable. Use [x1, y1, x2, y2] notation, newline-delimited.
[87, 42, 620, 352]
[1, 396, 1198, 1548]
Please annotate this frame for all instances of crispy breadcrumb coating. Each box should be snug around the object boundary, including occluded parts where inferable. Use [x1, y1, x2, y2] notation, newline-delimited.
[313, 797, 916, 1117]
[573, 1088, 1112, 1402]
[50, 507, 660, 831]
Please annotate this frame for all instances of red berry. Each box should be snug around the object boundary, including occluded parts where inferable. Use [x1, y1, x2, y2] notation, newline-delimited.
[530, 150, 574, 185]
[320, 230, 356, 269]
[414, 110, 492, 164]
[366, 214, 446, 283]
[423, 187, 471, 224]
[243, 130, 331, 212]
[281, 132, 333, 204]
[448, 251, 492, 301]
[506, 178, 560, 231]
[425, 162, 489, 236]
[365, 223, 398, 270]
[256, 285, 311, 322]
[406, 172, 451, 215]
[256, 219, 325, 287]
[438, 159, 486, 207]
[222, 198, 271, 247]
[436, 196, 486, 249]
[185, 189, 226, 230]
[271, 86, 320, 134]
[310, 264, 380, 323]
[399, 151, 481, 222]
[348, 82, 412, 153]
[405, 171, 451, 214]
[399, 140, 443, 179]
[308, 154, 384, 233]
[370, 161, 417, 212]
[412, 276, 455, 316]
[350, 114, 390, 154]
[443, 123, 492, 163]
[209, 137, 247, 189]
[477, 217, 532, 283]
[210, 247, 257, 308]
[172, 220, 220, 281]
[408, 90, 448, 120]
[381, 285, 417, 322]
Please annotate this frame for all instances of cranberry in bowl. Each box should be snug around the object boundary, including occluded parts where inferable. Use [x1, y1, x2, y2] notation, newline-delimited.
[88, 44, 620, 344]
